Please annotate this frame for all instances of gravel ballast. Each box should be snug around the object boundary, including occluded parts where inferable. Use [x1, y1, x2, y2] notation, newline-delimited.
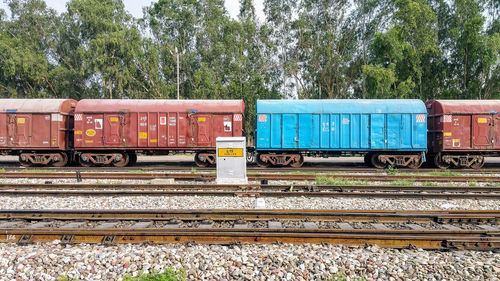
[1, 195, 498, 210]
[0, 242, 498, 281]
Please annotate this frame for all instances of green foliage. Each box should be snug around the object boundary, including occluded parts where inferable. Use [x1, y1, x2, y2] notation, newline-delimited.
[385, 165, 399, 175]
[388, 179, 415, 186]
[325, 271, 366, 281]
[428, 170, 462, 177]
[422, 181, 438, 187]
[316, 176, 367, 186]
[123, 268, 186, 281]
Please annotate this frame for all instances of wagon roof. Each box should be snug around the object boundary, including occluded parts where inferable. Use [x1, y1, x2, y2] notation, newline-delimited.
[0, 99, 77, 113]
[256, 99, 426, 114]
[76, 99, 245, 113]
[426, 100, 500, 115]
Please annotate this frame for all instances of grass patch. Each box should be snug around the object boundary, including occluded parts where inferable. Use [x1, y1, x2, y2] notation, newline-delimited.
[422, 181, 438, 187]
[21, 169, 53, 173]
[123, 268, 186, 281]
[428, 170, 462, 177]
[384, 165, 398, 175]
[57, 268, 186, 281]
[468, 181, 477, 187]
[316, 176, 367, 186]
[387, 179, 415, 186]
[0, 168, 5, 173]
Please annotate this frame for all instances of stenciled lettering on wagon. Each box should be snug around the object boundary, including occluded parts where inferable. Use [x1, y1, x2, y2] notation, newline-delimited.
[169, 117, 176, 126]
[322, 122, 329, 132]
[150, 124, 157, 131]
[342, 118, 350, 125]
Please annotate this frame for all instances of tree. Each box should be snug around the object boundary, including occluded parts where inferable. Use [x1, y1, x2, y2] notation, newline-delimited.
[0, 0, 59, 97]
[58, 0, 149, 99]
[363, 0, 441, 99]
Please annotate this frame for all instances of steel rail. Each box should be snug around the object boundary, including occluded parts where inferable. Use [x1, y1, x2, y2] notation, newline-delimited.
[0, 209, 498, 223]
[3, 165, 500, 174]
[1, 183, 499, 193]
[0, 209, 498, 250]
[1, 172, 500, 182]
[1, 228, 498, 250]
[0, 189, 499, 199]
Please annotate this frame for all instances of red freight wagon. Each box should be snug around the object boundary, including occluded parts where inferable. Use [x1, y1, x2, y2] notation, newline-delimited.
[426, 100, 500, 169]
[0, 99, 77, 166]
[74, 99, 245, 167]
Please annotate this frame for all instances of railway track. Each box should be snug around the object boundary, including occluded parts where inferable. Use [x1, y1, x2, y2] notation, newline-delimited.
[3, 165, 500, 174]
[0, 209, 498, 250]
[1, 171, 500, 183]
[1, 183, 500, 199]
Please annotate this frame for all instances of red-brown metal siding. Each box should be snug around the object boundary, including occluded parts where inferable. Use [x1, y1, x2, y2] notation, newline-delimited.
[426, 100, 500, 153]
[74, 99, 245, 150]
[0, 99, 77, 151]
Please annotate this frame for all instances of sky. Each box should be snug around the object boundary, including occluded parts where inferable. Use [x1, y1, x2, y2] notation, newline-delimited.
[0, 0, 265, 20]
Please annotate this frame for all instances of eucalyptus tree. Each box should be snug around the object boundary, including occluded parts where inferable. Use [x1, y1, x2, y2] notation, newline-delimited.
[363, 0, 440, 99]
[441, 0, 499, 99]
[0, 0, 59, 98]
[264, 0, 297, 98]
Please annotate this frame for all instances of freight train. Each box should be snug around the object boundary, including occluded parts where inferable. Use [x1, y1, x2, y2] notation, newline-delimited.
[0, 98, 497, 169]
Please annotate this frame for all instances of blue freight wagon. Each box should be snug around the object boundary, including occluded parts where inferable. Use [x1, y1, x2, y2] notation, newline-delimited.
[255, 99, 427, 168]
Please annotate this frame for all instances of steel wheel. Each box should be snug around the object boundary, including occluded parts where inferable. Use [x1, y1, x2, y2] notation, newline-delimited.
[289, 154, 304, 168]
[370, 153, 387, 169]
[407, 156, 423, 169]
[194, 153, 210, 167]
[18, 155, 32, 167]
[433, 154, 449, 169]
[256, 153, 270, 168]
[78, 156, 93, 167]
[52, 152, 68, 167]
[470, 156, 485, 169]
[112, 153, 129, 167]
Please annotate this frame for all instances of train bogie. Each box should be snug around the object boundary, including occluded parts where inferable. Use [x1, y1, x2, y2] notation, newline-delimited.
[255, 99, 427, 168]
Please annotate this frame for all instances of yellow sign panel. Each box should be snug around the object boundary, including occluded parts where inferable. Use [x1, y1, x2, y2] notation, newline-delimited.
[150, 139, 157, 143]
[478, 118, 487, 123]
[17, 118, 25, 124]
[218, 148, 244, 157]
[86, 129, 96, 137]
[85, 140, 94, 143]
[443, 132, 452, 137]
[139, 132, 148, 139]
[110, 117, 119, 122]
[198, 117, 206, 122]
[74, 130, 82, 135]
